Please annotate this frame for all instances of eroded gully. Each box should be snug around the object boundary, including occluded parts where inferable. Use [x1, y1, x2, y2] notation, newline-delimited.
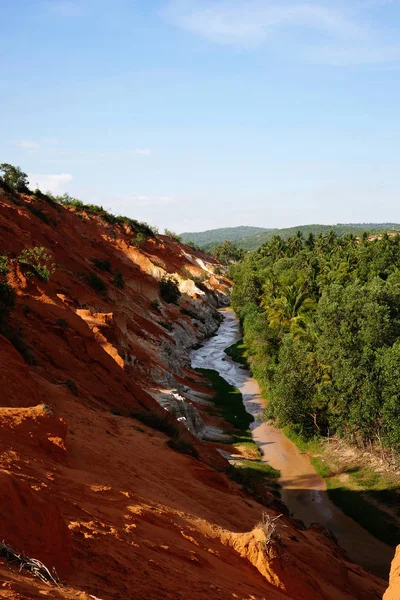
[191, 308, 394, 580]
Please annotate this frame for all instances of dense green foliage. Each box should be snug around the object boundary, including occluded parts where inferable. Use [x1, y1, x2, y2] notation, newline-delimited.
[231, 231, 400, 452]
[182, 223, 400, 252]
[0, 163, 30, 193]
[159, 276, 181, 304]
[234, 223, 400, 251]
[210, 240, 244, 265]
[180, 226, 268, 247]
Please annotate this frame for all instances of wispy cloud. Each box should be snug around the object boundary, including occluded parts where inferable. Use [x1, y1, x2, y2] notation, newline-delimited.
[162, 0, 400, 65]
[14, 140, 40, 150]
[135, 149, 152, 157]
[28, 173, 72, 194]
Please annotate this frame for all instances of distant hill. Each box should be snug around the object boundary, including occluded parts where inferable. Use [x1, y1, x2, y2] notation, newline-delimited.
[181, 223, 400, 252]
[180, 226, 270, 248]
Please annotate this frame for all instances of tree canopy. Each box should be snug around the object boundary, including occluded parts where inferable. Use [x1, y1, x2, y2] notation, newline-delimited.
[0, 163, 30, 193]
[231, 231, 400, 452]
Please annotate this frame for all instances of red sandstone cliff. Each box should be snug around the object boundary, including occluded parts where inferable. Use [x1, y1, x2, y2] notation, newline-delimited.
[0, 189, 390, 599]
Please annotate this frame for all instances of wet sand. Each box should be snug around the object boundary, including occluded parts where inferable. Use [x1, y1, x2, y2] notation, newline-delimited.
[191, 309, 395, 579]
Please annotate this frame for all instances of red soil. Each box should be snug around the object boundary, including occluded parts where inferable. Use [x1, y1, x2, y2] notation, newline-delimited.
[0, 191, 391, 599]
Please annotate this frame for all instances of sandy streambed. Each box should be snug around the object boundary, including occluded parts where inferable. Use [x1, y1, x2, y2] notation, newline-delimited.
[191, 308, 394, 579]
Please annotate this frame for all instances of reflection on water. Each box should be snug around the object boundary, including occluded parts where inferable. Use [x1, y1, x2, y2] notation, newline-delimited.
[191, 308, 394, 580]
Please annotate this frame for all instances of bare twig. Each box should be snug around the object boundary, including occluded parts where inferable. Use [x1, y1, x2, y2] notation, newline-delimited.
[259, 512, 284, 548]
[0, 540, 60, 587]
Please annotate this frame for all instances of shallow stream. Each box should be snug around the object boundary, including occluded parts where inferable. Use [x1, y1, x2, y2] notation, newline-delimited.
[191, 308, 394, 580]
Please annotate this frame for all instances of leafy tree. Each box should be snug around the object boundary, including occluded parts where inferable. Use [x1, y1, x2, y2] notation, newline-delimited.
[211, 241, 244, 265]
[231, 230, 400, 452]
[0, 163, 30, 193]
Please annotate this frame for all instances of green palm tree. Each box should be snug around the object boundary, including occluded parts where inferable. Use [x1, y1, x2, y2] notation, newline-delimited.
[261, 282, 316, 331]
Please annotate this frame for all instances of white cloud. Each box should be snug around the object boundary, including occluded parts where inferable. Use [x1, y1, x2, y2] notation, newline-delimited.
[135, 149, 152, 156]
[28, 173, 73, 194]
[14, 140, 40, 149]
[163, 0, 400, 65]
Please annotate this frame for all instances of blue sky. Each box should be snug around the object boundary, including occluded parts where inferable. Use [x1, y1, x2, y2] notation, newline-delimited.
[1, 0, 400, 232]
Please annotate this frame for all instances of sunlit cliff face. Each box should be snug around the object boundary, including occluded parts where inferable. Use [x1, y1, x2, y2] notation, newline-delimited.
[0, 188, 392, 600]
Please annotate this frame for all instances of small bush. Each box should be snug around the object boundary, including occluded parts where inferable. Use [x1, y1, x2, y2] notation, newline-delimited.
[0, 281, 15, 324]
[113, 270, 125, 289]
[130, 411, 180, 438]
[132, 232, 147, 247]
[111, 408, 123, 416]
[81, 273, 107, 294]
[57, 318, 69, 328]
[18, 247, 56, 282]
[91, 258, 112, 272]
[167, 438, 199, 459]
[150, 299, 161, 312]
[158, 320, 174, 332]
[27, 203, 51, 225]
[164, 229, 182, 242]
[184, 240, 202, 252]
[159, 276, 181, 304]
[0, 256, 9, 277]
[192, 277, 209, 292]
[33, 189, 58, 208]
[55, 193, 84, 209]
[214, 265, 222, 275]
[65, 379, 78, 396]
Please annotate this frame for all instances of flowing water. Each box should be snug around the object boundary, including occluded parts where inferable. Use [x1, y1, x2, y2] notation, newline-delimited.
[191, 308, 394, 580]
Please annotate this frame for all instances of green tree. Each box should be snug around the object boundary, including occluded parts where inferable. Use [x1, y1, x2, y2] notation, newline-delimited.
[0, 163, 30, 193]
[212, 241, 244, 265]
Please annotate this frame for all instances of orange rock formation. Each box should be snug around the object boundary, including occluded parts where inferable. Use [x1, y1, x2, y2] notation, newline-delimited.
[0, 189, 392, 599]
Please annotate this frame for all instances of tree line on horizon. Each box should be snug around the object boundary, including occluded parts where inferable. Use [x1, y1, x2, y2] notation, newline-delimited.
[182, 223, 400, 252]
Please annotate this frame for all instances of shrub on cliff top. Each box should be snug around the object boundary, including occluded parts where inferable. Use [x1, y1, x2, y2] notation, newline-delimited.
[0, 163, 30, 193]
[164, 229, 182, 242]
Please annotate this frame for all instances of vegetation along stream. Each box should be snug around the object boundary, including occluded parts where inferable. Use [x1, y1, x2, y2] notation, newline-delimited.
[191, 308, 395, 580]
